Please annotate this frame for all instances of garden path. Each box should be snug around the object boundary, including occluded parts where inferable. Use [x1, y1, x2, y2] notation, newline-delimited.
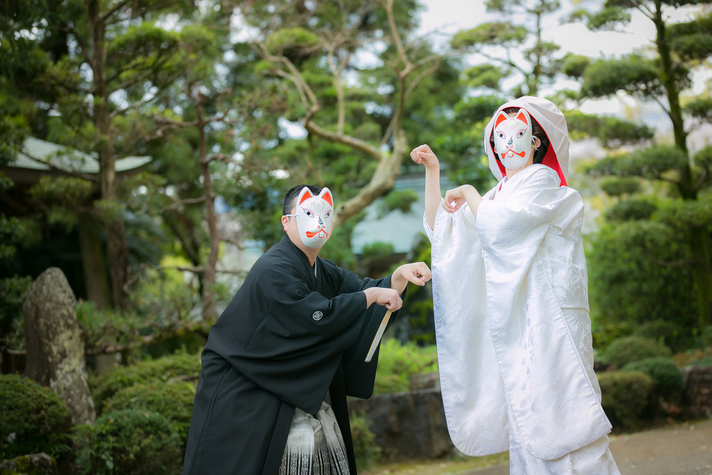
[464, 419, 712, 475]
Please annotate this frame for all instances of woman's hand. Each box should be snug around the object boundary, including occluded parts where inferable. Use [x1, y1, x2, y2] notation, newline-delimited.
[410, 144, 439, 169]
[391, 262, 432, 294]
[443, 185, 482, 216]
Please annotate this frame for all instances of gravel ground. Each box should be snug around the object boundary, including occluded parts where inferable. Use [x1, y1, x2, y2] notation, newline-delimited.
[463, 419, 712, 475]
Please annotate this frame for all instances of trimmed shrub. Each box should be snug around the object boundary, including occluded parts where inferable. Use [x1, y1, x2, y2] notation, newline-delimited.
[622, 356, 684, 401]
[598, 371, 654, 431]
[350, 414, 381, 472]
[373, 339, 437, 394]
[632, 320, 689, 353]
[74, 409, 182, 475]
[599, 336, 671, 368]
[91, 352, 201, 412]
[0, 374, 69, 459]
[103, 381, 195, 442]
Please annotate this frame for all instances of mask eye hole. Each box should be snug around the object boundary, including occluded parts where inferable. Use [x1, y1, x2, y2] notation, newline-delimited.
[302, 208, 314, 218]
[517, 129, 526, 138]
[325, 210, 331, 219]
[497, 131, 505, 139]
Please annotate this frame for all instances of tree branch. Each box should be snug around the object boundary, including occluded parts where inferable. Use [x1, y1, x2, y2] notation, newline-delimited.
[100, 0, 132, 24]
[159, 196, 206, 213]
[304, 120, 382, 161]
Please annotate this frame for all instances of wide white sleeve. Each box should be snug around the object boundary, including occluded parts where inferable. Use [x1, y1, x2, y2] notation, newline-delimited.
[424, 198, 510, 456]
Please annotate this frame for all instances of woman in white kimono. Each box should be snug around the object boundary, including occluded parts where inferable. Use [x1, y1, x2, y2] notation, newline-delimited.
[411, 96, 620, 474]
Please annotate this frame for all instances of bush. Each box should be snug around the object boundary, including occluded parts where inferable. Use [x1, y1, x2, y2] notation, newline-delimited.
[103, 382, 196, 442]
[0, 374, 69, 459]
[74, 409, 182, 475]
[91, 352, 201, 412]
[633, 320, 689, 353]
[622, 357, 684, 401]
[599, 336, 671, 368]
[373, 340, 438, 394]
[350, 414, 381, 472]
[598, 371, 654, 431]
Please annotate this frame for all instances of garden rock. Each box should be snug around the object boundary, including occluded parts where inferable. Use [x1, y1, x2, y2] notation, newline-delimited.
[0, 453, 57, 475]
[348, 388, 453, 461]
[681, 365, 712, 419]
[23, 267, 95, 425]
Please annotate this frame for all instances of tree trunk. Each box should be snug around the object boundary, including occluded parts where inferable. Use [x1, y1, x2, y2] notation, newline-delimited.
[23, 267, 96, 425]
[196, 101, 218, 320]
[77, 213, 110, 308]
[88, 0, 130, 310]
[654, 2, 712, 329]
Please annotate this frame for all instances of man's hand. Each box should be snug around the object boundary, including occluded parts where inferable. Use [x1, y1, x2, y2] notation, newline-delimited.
[391, 262, 432, 294]
[410, 144, 439, 169]
[363, 287, 403, 311]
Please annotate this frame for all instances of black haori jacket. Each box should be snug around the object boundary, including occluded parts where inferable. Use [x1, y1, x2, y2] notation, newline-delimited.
[182, 235, 399, 475]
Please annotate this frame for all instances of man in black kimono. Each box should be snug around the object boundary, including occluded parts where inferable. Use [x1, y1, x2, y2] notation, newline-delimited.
[183, 184, 431, 475]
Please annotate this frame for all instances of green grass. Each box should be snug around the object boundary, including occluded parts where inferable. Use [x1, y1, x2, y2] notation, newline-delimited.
[362, 452, 508, 475]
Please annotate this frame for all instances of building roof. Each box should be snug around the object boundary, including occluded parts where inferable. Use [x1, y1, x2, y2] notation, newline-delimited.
[12, 137, 151, 173]
[352, 173, 453, 255]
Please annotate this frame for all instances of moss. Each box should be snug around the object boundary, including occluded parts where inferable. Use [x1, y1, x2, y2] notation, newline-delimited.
[74, 409, 182, 475]
[90, 352, 200, 413]
[0, 374, 69, 459]
[103, 381, 195, 443]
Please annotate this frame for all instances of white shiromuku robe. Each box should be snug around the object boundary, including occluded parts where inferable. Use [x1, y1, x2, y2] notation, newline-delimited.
[426, 164, 620, 474]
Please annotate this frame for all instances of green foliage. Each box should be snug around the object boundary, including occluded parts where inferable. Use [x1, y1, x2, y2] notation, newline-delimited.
[462, 64, 503, 90]
[587, 221, 696, 327]
[0, 215, 25, 263]
[266, 27, 320, 54]
[654, 199, 712, 232]
[360, 242, 395, 263]
[91, 352, 201, 413]
[588, 146, 688, 179]
[592, 321, 635, 353]
[561, 53, 591, 78]
[580, 55, 663, 99]
[598, 371, 654, 431]
[598, 177, 641, 197]
[103, 381, 195, 442]
[373, 339, 438, 394]
[599, 336, 672, 368]
[621, 357, 684, 401]
[684, 97, 712, 124]
[350, 414, 381, 472]
[632, 320, 690, 353]
[586, 6, 631, 30]
[74, 409, 182, 475]
[0, 374, 70, 459]
[565, 110, 653, 147]
[604, 199, 657, 222]
[451, 22, 527, 48]
[378, 190, 419, 217]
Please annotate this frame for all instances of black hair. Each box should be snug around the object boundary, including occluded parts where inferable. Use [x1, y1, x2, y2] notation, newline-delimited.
[282, 184, 322, 215]
[490, 107, 550, 165]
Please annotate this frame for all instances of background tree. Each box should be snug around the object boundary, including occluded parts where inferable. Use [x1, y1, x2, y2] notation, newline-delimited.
[229, 0, 457, 242]
[0, 0, 210, 310]
[450, 0, 581, 97]
[573, 0, 712, 332]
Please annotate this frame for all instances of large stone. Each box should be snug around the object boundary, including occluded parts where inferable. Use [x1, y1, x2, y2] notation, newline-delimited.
[681, 365, 712, 419]
[0, 453, 57, 475]
[348, 388, 455, 461]
[23, 267, 95, 425]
